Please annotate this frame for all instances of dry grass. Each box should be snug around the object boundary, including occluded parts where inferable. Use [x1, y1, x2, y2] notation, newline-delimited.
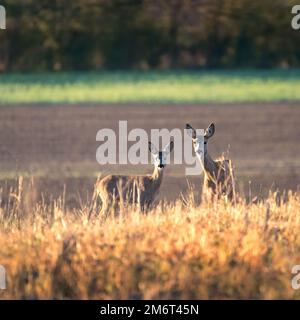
[0, 178, 300, 299]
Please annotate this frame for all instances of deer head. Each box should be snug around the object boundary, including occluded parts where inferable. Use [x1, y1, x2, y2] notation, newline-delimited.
[148, 141, 174, 169]
[186, 123, 215, 156]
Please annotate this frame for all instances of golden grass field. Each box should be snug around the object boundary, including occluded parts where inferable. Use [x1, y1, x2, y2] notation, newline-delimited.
[1, 178, 300, 300]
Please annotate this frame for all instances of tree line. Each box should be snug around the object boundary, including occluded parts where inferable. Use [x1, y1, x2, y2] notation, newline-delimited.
[0, 0, 299, 72]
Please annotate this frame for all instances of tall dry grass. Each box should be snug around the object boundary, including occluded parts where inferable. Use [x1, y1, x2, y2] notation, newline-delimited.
[0, 177, 300, 299]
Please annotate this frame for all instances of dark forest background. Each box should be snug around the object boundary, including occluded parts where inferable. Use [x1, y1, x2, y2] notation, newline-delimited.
[0, 0, 299, 72]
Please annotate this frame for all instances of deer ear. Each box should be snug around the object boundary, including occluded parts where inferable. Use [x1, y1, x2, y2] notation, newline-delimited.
[148, 141, 158, 155]
[186, 123, 196, 139]
[163, 141, 174, 154]
[205, 123, 215, 139]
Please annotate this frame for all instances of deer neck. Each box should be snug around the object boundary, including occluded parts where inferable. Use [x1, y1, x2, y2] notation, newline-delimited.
[151, 166, 164, 184]
[204, 152, 217, 172]
[196, 149, 217, 177]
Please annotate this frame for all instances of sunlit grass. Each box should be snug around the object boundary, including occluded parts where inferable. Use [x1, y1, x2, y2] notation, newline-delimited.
[0, 70, 300, 104]
[0, 178, 300, 299]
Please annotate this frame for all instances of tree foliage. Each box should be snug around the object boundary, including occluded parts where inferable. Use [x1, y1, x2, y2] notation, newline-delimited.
[0, 0, 299, 71]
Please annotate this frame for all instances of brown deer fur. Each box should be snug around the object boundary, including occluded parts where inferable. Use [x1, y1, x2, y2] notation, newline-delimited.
[186, 123, 235, 202]
[94, 141, 174, 216]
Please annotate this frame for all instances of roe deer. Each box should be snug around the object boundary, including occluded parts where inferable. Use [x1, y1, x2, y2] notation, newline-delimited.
[186, 123, 235, 203]
[94, 141, 174, 216]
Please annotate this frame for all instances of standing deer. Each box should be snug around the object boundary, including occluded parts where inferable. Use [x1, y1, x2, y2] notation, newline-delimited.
[186, 123, 235, 202]
[94, 141, 174, 216]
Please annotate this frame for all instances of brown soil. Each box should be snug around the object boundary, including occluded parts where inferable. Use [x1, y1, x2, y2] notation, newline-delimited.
[0, 103, 299, 205]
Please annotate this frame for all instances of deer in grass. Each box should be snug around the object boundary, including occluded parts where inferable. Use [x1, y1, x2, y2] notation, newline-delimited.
[94, 141, 174, 217]
[186, 123, 235, 203]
